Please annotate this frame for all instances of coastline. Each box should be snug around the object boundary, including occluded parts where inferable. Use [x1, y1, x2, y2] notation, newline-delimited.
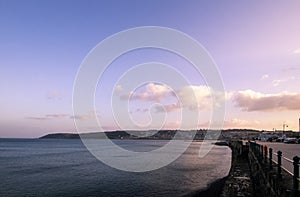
[183, 142, 233, 197]
[183, 142, 231, 197]
[38, 129, 261, 141]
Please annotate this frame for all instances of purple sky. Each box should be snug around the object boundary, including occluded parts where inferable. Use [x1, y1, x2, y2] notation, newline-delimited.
[1, 0, 300, 138]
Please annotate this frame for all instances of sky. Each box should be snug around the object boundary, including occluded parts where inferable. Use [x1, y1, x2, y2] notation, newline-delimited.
[1, 0, 300, 138]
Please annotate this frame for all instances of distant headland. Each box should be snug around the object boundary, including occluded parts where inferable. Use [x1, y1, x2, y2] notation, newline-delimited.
[40, 129, 264, 140]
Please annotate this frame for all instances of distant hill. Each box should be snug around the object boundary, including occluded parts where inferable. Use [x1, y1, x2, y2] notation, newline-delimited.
[39, 131, 136, 139]
[40, 133, 80, 139]
[39, 129, 262, 140]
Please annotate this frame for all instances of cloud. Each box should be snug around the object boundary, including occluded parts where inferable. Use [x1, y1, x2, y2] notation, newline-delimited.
[261, 74, 269, 80]
[70, 115, 93, 120]
[120, 83, 172, 102]
[46, 114, 69, 118]
[159, 85, 231, 112]
[224, 118, 261, 128]
[120, 83, 230, 112]
[176, 85, 210, 109]
[25, 116, 49, 120]
[146, 83, 170, 95]
[155, 103, 181, 113]
[26, 114, 69, 120]
[176, 85, 230, 110]
[234, 89, 300, 111]
[272, 79, 285, 87]
[25, 113, 97, 121]
[293, 48, 300, 54]
[134, 108, 149, 113]
[114, 84, 123, 94]
[272, 76, 295, 87]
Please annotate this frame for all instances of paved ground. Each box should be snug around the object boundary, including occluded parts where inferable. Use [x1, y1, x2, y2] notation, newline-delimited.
[221, 154, 253, 197]
[256, 141, 300, 174]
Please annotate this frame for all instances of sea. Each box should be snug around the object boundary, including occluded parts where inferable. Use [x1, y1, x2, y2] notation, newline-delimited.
[0, 139, 231, 196]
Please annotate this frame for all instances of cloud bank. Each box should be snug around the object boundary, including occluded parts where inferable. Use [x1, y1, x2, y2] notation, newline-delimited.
[120, 83, 172, 102]
[26, 112, 99, 121]
[234, 90, 300, 111]
[120, 83, 230, 112]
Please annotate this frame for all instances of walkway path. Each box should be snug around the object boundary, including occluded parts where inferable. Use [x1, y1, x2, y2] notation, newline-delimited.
[256, 142, 300, 174]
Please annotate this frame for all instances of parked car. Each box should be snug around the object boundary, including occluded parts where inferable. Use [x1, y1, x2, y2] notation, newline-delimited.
[283, 138, 297, 144]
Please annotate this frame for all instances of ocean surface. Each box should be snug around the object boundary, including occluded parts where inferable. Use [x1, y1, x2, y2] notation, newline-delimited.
[0, 139, 231, 196]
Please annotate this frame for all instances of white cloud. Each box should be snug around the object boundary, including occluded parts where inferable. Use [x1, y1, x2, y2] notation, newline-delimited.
[114, 84, 123, 94]
[155, 103, 181, 113]
[261, 74, 269, 80]
[176, 85, 212, 110]
[69, 115, 92, 120]
[146, 83, 170, 96]
[149, 85, 229, 112]
[46, 114, 69, 118]
[176, 85, 230, 110]
[272, 79, 285, 87]
[26, 112, 97, 121]
[120, 83, 172, 102]
[272, 76, 295, 87]
[234, 89, 300, 111]
[120, 83, 229, 112]
[293, 48, 300, 54]
[25, 116, 49, 120]
[224, 118, 261, 128]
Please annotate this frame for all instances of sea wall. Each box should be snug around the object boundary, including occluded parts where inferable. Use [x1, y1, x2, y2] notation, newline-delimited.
[221, 141, 253, 197]
[221, 141, 298, 197]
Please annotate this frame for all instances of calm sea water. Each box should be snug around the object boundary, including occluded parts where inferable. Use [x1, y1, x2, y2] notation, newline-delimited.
[0, 139, 231, 196]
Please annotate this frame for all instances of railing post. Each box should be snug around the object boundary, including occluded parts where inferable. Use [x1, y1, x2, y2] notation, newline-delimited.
[257, 144, 260, 158]
[264, 145, 268, 163]
[260, 145, 264, 162]
[240, 141, 242, 154]
[269, 148, 273, 170]
[277, 151, 282, 179]
[293, 156, 299, 196]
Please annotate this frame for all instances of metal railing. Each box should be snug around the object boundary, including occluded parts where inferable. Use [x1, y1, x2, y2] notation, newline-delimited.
[249, 141, 299, 195]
